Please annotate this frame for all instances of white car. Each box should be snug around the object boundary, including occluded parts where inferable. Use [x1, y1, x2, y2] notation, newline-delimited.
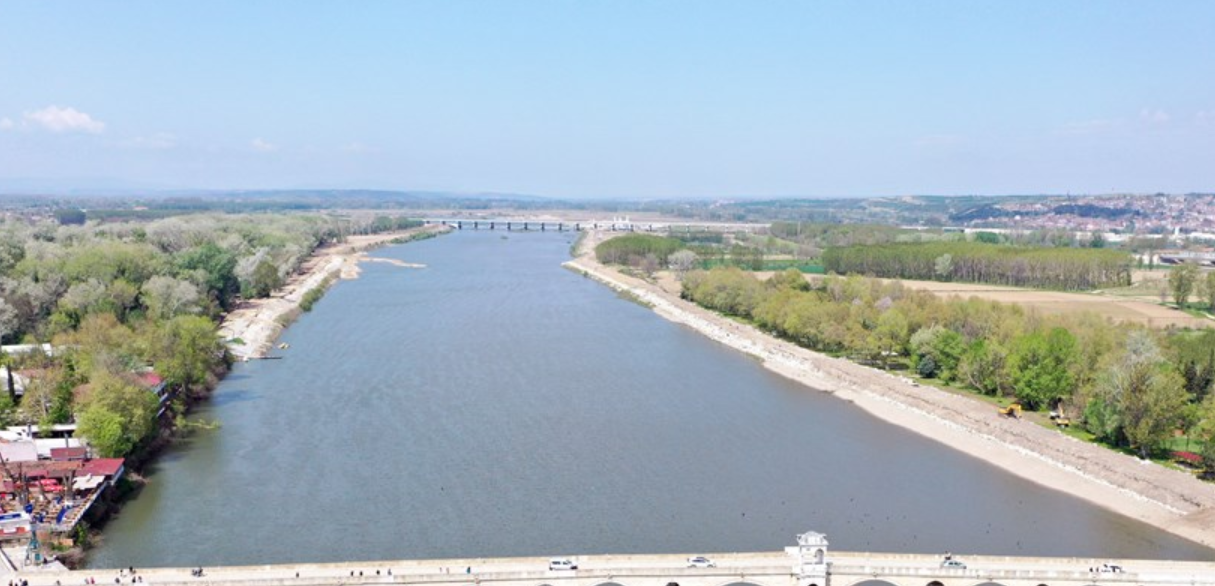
[687, 556, 715, 568]
[941, 559, 966, 570]
[548, 558, 578, 571]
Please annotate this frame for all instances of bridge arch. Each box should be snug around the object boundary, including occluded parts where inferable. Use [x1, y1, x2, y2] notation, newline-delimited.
[926, 581, 945, 586]
[717, 580, 773, 586]
[841, 578, 905, 586]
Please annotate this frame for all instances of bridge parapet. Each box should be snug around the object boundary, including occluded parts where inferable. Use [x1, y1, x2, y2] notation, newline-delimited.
[8, 532, 1215, 586]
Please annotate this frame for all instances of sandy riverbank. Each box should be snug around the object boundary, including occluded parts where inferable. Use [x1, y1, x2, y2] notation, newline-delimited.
[566, 231, 1215, 550]
[218, 225, 449, 360]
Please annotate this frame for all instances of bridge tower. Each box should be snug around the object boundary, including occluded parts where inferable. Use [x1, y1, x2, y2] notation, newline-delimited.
[793, 531, 829, 586]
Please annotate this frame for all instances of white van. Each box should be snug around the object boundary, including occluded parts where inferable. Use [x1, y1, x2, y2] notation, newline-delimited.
[548, 558, 578, 571]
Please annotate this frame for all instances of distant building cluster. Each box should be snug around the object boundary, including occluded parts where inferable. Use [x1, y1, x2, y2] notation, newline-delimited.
[953, 193, 1215, 239]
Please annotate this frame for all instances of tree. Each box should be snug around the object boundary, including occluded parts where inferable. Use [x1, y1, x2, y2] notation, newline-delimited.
[0, 296, 15, 344]
[108, 279, 140, 321]
[175, 243, 238, 309]
[0, 298, 15, 401]
[1084, 395, 1123, 445]
[59, 278, 110, 318]
[0, 393, 15, 428]
[668, 250, 699, 278]
[909, 325, 963, 381]
[150, 315, 224, 392]
[1124, 368, 1188, 459]
[1193, 396, 1215, 476]
[247, 259, 283, 298]
[767, 268, 811, 292]
[638, 254, 660, 278]
[1170, 262, 1199, 308]
[141, 276, 202, 320]
[1008, 328, 1077, 410]
[960, 340, 1010, 396]
[974, 232, 1001, 245]
[1089, 330, 1188, 457]
[873, 309, 909, 369]
[933, 254, 953, 280]
[75, 371, 160, 458]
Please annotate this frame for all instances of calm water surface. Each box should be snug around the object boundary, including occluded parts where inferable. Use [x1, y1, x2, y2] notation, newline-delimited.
[88, 231, 1213, 567]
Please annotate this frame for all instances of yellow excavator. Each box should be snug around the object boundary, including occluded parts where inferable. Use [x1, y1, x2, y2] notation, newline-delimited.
[998, 403, 1022, 419]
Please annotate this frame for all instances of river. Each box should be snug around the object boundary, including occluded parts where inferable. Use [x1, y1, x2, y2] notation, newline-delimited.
[87, 231, 1213, 568]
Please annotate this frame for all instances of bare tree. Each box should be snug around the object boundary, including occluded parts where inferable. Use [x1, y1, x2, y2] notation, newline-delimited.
[668, 250, 699, 279]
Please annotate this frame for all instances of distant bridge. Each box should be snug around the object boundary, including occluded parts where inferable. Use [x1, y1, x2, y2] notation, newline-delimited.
[421, 219, 766, 234]
[10, 533, 1215, 586]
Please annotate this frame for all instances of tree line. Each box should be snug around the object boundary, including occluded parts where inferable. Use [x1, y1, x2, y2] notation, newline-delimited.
[681, 267, 1215, 465]
[594, 234, 685, 269]
[822, 242, 1133, 290]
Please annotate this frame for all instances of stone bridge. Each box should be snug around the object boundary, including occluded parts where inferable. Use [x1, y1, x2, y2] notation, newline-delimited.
[11, 533, 1215, 586]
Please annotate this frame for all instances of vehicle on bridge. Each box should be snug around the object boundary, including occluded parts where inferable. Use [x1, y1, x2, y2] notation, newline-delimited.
[686, 556, 715, 568]
[940, 558, 966, 570]
[548, 558, 578, 571]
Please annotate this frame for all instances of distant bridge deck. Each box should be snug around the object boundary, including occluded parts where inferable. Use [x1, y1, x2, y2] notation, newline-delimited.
[421, 219, 766, 233]
[9, 551, 1215, 586]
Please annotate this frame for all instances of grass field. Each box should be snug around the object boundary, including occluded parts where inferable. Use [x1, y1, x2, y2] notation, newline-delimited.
[659, 267, 1212, 329]
[870, 279, 1210, 329]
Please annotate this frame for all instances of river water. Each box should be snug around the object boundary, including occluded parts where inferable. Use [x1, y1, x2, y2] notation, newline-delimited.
[87, 231, 1212, 568]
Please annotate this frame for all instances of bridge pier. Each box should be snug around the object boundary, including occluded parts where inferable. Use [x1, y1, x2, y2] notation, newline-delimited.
[796, 531, 830, 586]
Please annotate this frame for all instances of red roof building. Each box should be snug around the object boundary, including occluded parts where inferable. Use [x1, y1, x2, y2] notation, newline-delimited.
[80, 458, 125, 479]
[50, 447, 88, 461]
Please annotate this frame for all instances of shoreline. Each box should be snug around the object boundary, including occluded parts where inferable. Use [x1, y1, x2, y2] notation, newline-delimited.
[565, 231, 1215, 551]
[218, 225, 449, 360]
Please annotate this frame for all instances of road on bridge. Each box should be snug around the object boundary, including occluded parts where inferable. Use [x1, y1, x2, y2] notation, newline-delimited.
[6, 551, 1215, 586]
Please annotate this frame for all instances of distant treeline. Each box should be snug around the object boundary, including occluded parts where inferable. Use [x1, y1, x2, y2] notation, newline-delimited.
[699, 258, 824, 273]
[823, 242, 1132, 290]
[769, 222, 914, 247]
[594, 234, 684, 265]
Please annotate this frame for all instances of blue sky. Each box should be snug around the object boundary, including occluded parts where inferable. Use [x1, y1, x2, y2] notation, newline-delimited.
[0, 1, 1212, 198]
